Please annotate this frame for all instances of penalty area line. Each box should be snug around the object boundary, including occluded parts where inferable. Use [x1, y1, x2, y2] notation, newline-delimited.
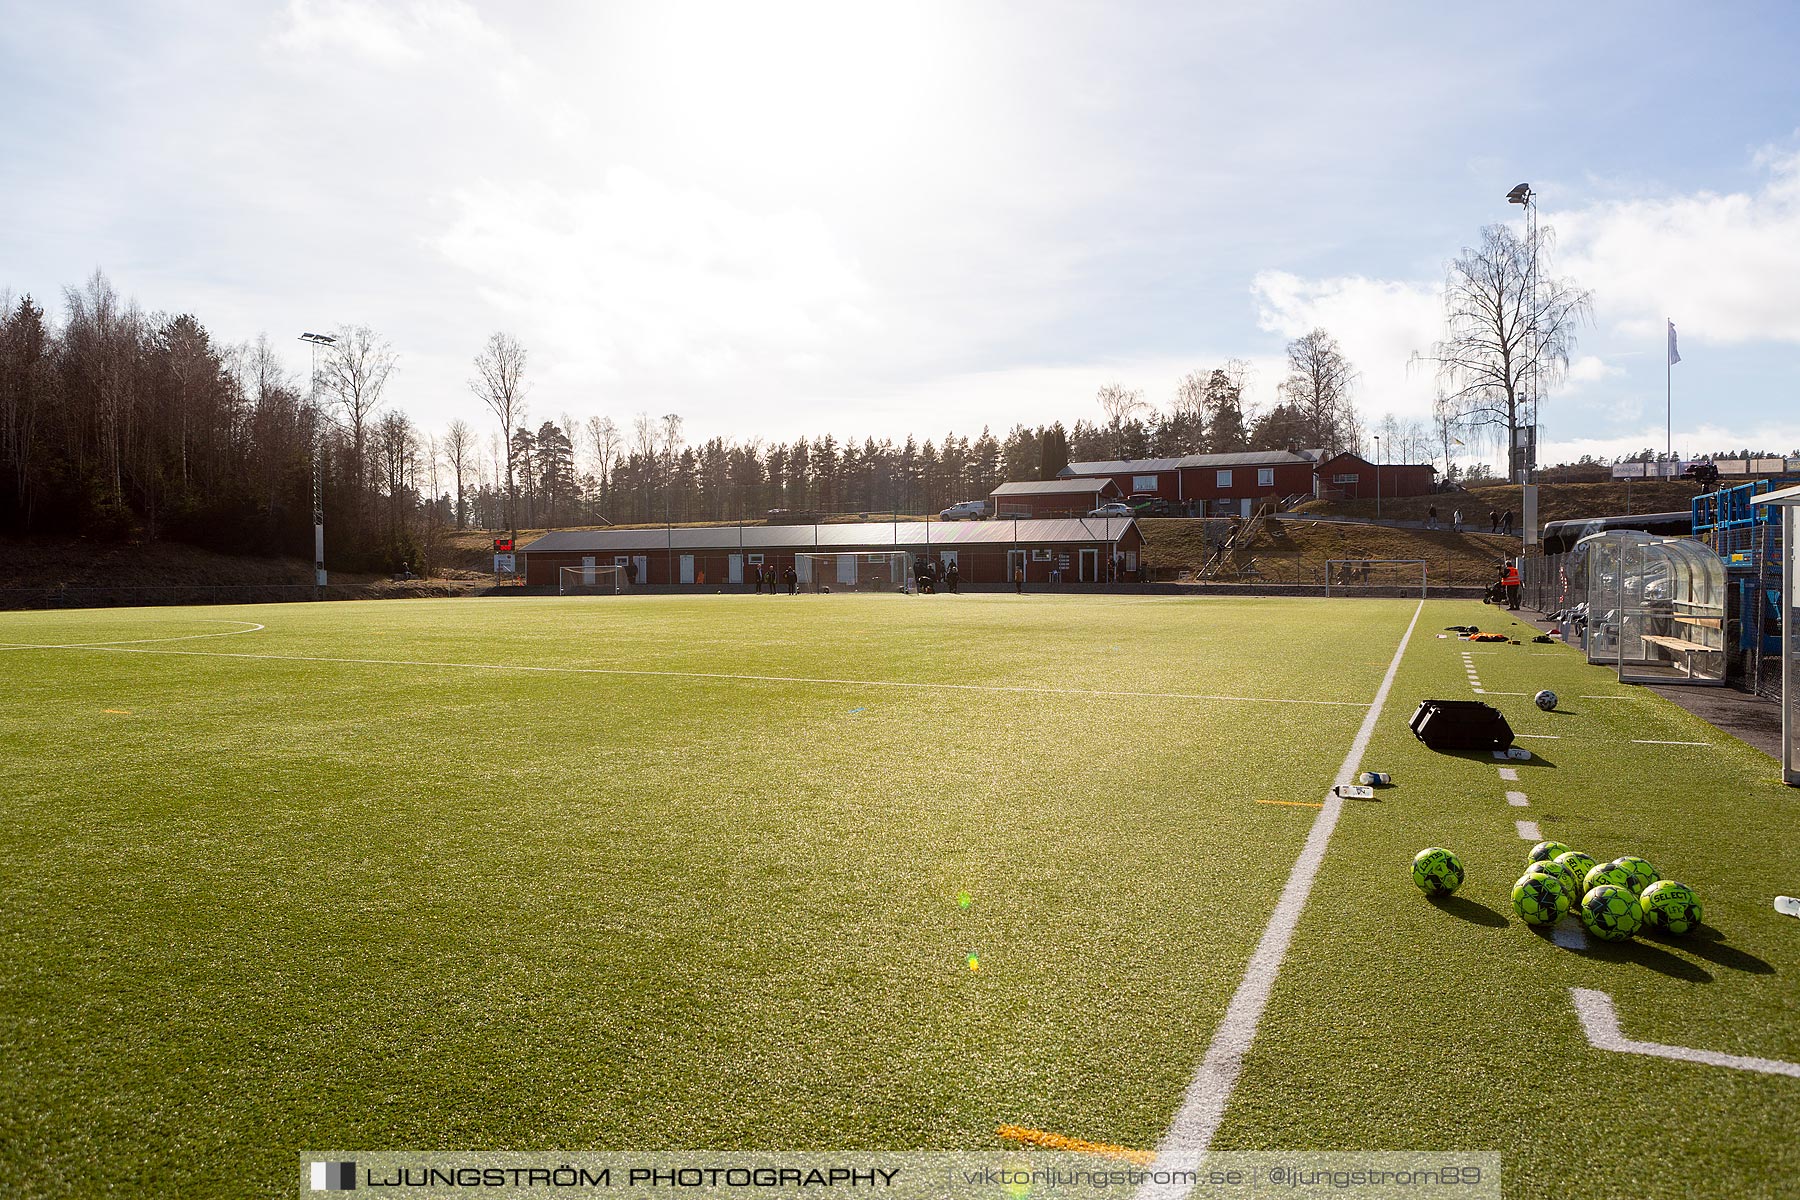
[4, 642, 1370, 709]
[1141, 599, 1424, 1191]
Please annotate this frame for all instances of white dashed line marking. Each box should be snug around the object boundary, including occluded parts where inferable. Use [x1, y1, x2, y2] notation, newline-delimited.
[1551, 918, 1589, 950]
[1631, 739, 1712, 747]
[1515, 820, 1541, 841]
[1498, 768, 1519, 781]
[1506, 791, 1529, 807]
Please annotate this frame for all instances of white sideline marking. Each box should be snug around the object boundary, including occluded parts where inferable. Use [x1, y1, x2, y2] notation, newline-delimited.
[1632, 739, 1712, 747]
[1515, 734, 1560, 740]
[1506, 791, 1529, 807]
[1515, 820, 1542, 841]
[1571, 988, 1800, 1078]
[1498, 767, 1520, 781]
[1141, 600, 1424, 1182]
[1551, 918, 1589, 950]
[1479, 691, 1526, 696]
[0, 642, 1369, 709]
[0, 620, 265, 649]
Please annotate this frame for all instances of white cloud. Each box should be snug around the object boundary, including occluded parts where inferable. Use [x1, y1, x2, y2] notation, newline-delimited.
[1250, 270, 1443, 419]
[1550, 150, 1800, 345]
[1565, 355, 1621, 386]
[433, 168, 875, 394]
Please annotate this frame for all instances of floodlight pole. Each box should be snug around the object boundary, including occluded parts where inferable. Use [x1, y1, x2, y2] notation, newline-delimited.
[1506, 183, 1538, 487]
[299, 332, 337, 596]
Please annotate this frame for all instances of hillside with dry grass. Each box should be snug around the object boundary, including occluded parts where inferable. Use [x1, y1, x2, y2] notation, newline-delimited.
[1139, 517, 1520, 586]
[1294, 480, 1702, 525]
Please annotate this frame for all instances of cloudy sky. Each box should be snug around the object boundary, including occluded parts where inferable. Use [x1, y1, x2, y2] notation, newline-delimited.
[4, 1, 1799, 467]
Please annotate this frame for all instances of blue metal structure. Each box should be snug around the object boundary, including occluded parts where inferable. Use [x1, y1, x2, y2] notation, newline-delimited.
[1692, 477, 1794, 674]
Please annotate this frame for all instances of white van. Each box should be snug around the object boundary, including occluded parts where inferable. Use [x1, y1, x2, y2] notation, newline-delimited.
[939, 500, 991, 521]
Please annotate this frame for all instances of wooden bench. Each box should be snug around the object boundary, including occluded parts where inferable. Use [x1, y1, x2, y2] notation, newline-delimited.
[1640, 633, 1714, 678]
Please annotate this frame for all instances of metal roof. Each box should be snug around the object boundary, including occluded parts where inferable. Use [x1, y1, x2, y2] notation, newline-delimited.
[1061, 449, 1322, 476]
[1060, 457, 1185, 476]
[990, 478, 1114, 495]
[520, 517, 1138, 555]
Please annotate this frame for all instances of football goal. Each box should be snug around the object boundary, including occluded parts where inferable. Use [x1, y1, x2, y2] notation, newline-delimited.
[793, 551, 914, 593]
[1324, 559, 1428, 597]
[559, 564, 626, 595]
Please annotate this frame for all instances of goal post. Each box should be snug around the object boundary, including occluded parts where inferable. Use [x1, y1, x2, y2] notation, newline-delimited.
[559, 564, 626, 595]
[1324, 559, 1428, 598]
[792, 551, 915, 593]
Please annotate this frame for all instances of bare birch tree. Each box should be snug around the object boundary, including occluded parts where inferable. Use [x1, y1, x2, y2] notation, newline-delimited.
[320, 325, 397, 510]
[470, 332, 529, 532]
[1095, 384, 1145, 458]
[444, 419, 474, 529]
[1414, 223, 1591, 481]
[1278, 328, 1359, 455]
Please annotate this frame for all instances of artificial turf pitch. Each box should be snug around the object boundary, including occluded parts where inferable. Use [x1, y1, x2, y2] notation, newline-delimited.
[0, 594, 1795, 1198]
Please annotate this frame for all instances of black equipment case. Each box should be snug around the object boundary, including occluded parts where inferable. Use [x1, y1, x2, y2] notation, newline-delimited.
[1409, 699, 1514, 751]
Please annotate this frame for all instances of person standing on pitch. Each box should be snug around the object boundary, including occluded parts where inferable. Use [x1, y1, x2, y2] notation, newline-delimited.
[946, 561, 960, 593]
[1014, 565, 1025, 594]
[1502, 560, 1522, 610]
[784, 564, 798, 595]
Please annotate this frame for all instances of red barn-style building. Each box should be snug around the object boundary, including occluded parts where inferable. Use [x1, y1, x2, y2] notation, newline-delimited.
[1058, 449, 1323, 517]
[1313, 453, 1437, 500]
[519, 517, 1145, 587]
[989, 478, 1121, 518]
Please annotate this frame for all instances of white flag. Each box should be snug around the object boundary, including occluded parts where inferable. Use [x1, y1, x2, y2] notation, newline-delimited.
[1668, 319, 1680, 366]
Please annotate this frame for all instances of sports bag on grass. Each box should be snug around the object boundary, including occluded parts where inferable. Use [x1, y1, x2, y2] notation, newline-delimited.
[1408, 699, 1514, 751]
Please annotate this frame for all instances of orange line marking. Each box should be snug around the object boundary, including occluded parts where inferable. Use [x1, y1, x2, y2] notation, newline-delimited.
[995, 1125, 1153, 1164]
[1256, 798, 1324, 808]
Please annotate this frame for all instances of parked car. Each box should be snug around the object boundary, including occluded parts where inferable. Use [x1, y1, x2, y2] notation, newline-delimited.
[1088, 502, 1134, 519]
[1127, 494, 1172, 516]
[939, 500, 991, 521]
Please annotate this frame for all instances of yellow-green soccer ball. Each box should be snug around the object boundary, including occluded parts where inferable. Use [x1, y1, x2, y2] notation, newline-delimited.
[1413, 847, 1465, 896]
[1527, 840, 1572, 865]
[1610, 856, 1660, 896]
[1527, 858, 1580, 899]
[1580, 884, 1644, 941]
[1554, 851, 1597, 900]
[1585, 860, 1634, 894]
[1511, 873, 1569, 925]
[1640, 880, 1703, 935]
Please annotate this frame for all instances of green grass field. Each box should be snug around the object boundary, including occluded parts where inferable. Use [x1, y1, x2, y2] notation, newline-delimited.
[1, 594, 1795, 1198]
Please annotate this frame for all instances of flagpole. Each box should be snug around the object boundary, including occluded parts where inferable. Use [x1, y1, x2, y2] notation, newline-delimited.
[1666, 318, 1671, 469]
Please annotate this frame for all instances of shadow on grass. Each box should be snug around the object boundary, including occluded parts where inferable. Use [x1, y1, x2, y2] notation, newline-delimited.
[1574, 934, 1715, 983]
[1428, 894, 1510, 928]
[1643, 925, 1775, 975]
[1431, 747, 1559, 770]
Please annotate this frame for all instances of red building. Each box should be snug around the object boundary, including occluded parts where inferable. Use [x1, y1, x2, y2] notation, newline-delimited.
[1175, 450, 1321, 516]
[990, 478, 1121, 518]
[1313, 453, 1437, 501]
[1056, 457, 1186, 505]
[519, 517, 1146, 587]
[1059, 450, 1322, 516]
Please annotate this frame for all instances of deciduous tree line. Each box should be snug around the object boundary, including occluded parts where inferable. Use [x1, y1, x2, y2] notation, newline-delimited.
[3, 271, 1393, 567]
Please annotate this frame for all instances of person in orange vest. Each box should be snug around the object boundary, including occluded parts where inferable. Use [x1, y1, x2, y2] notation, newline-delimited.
[1501, 560, 1522, 610]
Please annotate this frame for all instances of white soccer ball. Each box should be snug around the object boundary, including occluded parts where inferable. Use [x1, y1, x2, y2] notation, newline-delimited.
[1534, 689, 1558, 712]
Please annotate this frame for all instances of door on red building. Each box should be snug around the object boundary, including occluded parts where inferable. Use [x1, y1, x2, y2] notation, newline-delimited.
[1007, 549, 1027, 582]
[1078, 548, 1098, 582]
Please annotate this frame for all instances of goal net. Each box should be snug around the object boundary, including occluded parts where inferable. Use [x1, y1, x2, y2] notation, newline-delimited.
[559, 564, 626, 595]
[1324, 559, 1428, 597]
[793, 551, 914, 593]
